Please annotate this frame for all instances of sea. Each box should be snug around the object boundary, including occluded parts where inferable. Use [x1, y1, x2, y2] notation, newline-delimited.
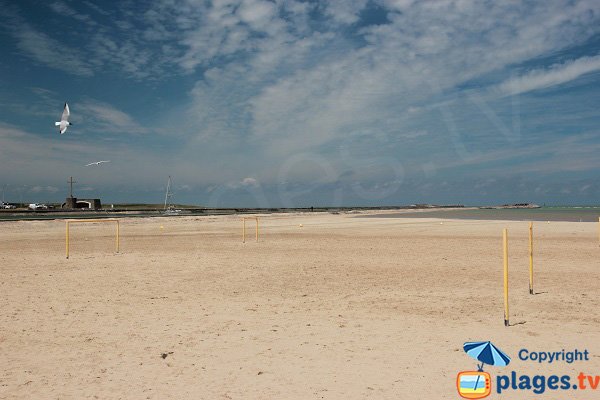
[363, 206, 600, 222]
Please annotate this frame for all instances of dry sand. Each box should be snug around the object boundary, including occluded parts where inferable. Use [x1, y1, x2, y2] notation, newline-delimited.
[1, 211, 599, 399]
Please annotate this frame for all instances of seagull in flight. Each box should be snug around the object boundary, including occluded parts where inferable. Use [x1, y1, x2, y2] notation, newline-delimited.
[55, 102, 72, 134]
[85, 160, 110, 166]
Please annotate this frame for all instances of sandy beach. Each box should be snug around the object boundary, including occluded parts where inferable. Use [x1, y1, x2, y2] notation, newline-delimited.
[1, 211, 599, 399]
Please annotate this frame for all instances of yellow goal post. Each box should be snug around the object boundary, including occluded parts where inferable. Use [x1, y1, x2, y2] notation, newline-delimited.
[65, 219, 120, 259]
[241, 217, 259, 243]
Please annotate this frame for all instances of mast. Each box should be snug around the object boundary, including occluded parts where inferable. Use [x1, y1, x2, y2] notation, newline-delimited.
[164, 176, 171, 210]
[68, 176, 76, 198]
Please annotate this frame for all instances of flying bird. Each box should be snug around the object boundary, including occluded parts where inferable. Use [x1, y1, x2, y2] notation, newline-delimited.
[85, 160, 110, 166]
[55, 102, 72, 134]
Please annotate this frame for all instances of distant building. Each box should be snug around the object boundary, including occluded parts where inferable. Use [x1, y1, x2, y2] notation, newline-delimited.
[62, 197, 102, 210]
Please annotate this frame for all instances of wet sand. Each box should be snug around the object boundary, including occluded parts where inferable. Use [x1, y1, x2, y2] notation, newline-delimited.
[1, 212, 599, 399]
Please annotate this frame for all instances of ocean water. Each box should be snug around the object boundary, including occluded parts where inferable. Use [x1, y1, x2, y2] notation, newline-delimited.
[363, 207, 600, 222]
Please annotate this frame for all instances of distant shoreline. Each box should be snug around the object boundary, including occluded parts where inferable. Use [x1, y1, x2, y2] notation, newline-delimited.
[0, 205, 462, 222]
[0, 205, 597, 222]
[360, 207, 600, 222]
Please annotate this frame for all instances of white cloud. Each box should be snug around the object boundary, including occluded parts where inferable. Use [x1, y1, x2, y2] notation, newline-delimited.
[48, 1, 97, 26]
[401, 130, 428, 139]
[237, 0, 277, 27]
[2, 3, 179, 80]
[0, 123, 167, 190]
[495, 55, 600, 96]
[82, 1, 110, 16]
[445, 133, 600, 175]
[324, 0, 369, 24]
[76, 100, 148, 134]
[175, 0, 288, 72]
[29, 185, 59, 193]
[241, 177, 259, 187]
[159, 0, 600, 194]
[11, 22, 94, 76]
[224, 177, 260, 189]
[86, 33, 164, 79]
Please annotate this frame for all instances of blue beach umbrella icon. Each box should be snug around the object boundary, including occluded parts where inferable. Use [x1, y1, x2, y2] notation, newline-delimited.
[463, 341, 511, 391]
[463, 341, 511, 370]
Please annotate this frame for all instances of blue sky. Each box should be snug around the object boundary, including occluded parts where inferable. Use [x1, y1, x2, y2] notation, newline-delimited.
[0, 0, 599, 207]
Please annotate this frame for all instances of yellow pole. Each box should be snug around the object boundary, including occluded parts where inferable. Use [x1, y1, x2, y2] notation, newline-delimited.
[116, 220, 120, 253]
[503, 228, 509, 327]
[66, 221, 70, 259]
[255, 217, 259, 242]
[242, 218, 246, 243]
[529, 222, 533, 295]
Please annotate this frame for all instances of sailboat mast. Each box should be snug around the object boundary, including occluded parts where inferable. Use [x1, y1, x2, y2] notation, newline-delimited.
[164, 176, 171, 210]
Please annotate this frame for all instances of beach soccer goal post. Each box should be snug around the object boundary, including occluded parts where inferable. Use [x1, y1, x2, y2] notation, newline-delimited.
[65, 219, 120, 259]
[241, 217, 259, 243]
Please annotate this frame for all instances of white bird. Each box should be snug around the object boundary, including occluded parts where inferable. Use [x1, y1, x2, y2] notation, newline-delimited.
[55, 102, 72, 134]
[85, 160, 110, 166]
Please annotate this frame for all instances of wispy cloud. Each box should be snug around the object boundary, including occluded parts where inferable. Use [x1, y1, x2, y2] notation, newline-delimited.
[48, 1, 97, 26]
[241, 177, 259, 187]
[443, 132, 600, 174]
[76, 100, 148, 134]
[496, 55, 600, 96]
[2, 3, 179, 80]
[82, 1, 110, 16]
[324, 0, 369, 24]
[0, 123, 158, 187]
[29, 185, 59, 194]
[10, 21, 94, 76]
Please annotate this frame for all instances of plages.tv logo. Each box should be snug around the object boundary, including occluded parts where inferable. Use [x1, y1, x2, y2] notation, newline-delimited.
[457, 341, 511, 399]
